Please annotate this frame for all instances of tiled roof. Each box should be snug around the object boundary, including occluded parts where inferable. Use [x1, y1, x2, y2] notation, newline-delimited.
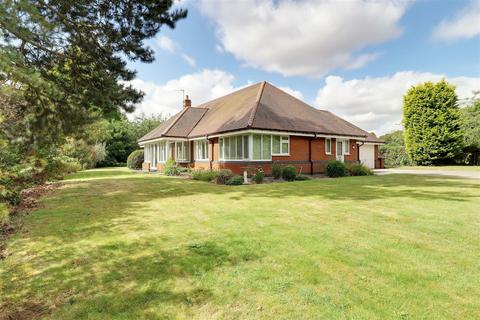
[139, 81, 381, 143]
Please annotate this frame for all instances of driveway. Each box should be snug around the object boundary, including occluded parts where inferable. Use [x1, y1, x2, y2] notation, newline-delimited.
[374, 168, 480, 180]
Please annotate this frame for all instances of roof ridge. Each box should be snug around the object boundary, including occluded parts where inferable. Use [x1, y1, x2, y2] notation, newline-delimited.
[247, 81, 267, 127]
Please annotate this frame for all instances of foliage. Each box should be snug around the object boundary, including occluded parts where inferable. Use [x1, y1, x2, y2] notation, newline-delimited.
[225, 175, 244, 185]
[192, 169, 218, 182]
[295, 174, 312, 181]
[272, 162, 282, 179]
[403, 80, 463, 165]
[326, 161, 347, 178]
[252, 168, 265, 184]
[44, 156, 82, 180]
[459, 96, 480, 165]
[163, 159, 180, 176]
[61, 138, 107, 169]
[215, 169, 234, 185]
[0, 1, 187, 148]
[0, 201, 8, 224]
[281, 165, 297, 181]
[127, 150, 144, 170]
[346, 163, 373, 176]
[379, 130, 412, 168]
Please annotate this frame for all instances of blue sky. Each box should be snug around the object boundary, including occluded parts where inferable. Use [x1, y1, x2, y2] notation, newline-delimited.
[128, 0, 480, 135]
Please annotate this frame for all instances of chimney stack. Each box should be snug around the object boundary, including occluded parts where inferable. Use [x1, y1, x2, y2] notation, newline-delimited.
[183, 95, 191, 108]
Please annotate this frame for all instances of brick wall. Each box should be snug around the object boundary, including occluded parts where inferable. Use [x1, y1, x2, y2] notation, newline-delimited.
[143, 135, 377, 175]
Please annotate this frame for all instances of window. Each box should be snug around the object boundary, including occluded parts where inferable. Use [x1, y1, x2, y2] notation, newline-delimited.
[194, 140, 209, 161]
[219, 135, 249, 160]
[158, 142, 166, 162]
[325, 138, 332, 154]
[252, 134, 272, 160]
[343, 139, 350, 155]
[175, 141, 189, 162]
[272, 135, 289, 155]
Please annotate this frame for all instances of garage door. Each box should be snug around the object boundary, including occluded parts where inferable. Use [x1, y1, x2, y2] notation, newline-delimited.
[359, 144, 375, 168]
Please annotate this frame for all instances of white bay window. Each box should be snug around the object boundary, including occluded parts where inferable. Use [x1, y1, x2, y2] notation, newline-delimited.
[194, 140, 209, 161]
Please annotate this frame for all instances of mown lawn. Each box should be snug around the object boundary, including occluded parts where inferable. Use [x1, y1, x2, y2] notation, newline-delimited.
[397, 165, 480, 171]
[1, 168, 479, 319]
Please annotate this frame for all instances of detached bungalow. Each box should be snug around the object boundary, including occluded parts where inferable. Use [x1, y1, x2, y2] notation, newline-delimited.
[138, 81, 384, 174]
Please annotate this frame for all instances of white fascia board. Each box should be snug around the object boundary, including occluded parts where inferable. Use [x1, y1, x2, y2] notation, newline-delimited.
[209, 129, 315, 138]
[139, 137, 188, 145]
[210, 129, 366, 140]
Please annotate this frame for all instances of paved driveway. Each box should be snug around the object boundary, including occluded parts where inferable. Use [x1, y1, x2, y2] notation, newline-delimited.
[374, 168, 480, 180]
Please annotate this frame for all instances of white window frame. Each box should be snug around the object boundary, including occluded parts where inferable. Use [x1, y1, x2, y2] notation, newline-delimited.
[343, 139, 350, 155]
[194, 140, 209, 161]
[219, 135, 250, 161]
[175, 141, 190, 162]
[271, 135, 290, 156]
[252, 134, 272, 161]
[325, 138, 332, 155]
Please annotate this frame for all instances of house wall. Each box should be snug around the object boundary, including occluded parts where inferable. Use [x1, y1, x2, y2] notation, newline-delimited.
[143, 135, 379, 175]
[189, 136, 360, 175]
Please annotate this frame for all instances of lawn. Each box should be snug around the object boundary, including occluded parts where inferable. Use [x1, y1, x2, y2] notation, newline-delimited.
[1, 168, 479, 319]
[397, 165, 480, 171]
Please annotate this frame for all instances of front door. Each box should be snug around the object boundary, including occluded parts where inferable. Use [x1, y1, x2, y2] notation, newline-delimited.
[336, 140, 344, 162]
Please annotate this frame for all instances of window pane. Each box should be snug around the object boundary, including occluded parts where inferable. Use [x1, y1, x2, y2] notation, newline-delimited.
[225, 137, 230, 159]
[243, 135, 249, 159]
[253, 134, 262, 160]
[272, 135, 280, 154]
[344, 140, 349, 154]
[229, 136, 236, 159]
[219, 139, 224, 159]
[326, 139, 331, 153]
[236, 136, 243, 159]
[281, 141, 288, 154]
[262, 135, 271, 159]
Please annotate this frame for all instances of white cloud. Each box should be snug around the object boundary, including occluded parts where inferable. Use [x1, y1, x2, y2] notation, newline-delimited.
[433, 0, 480, 41]
[129, 69, 236, 117]
[199, 0, 408, 77]
[156, 35, 177, 53]
[315, 71, 480, 135]
[155, 35, 196, 67]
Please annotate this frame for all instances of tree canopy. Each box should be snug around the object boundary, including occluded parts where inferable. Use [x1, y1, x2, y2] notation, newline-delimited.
[0, 0, 186, 147]
[402, 80, 463, 165]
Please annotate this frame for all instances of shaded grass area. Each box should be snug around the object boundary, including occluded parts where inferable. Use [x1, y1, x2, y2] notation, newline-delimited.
[1, 168, 479, 319]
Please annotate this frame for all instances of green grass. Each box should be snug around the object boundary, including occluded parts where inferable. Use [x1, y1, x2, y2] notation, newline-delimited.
[397, 165, 480, 171]
[1, 167, 479, 319]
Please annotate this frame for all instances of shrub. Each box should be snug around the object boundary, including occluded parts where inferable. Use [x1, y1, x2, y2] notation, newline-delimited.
[215, 169, 234, 185]
[163, 159, 180, 176]
[192, 169, 218, 182]
[252, 168, 265, 184]
[127, 150, 144, 170]
[295, 174, 312, 181]
[271, 162, 282, 179]
[0, 202, 8, 224]
[326, 160, 347, 177]
[225, 175, 244, 185]
[44, 156, 82, 180]
[281, 165, 297, 181]
[346, 163, 373, 176]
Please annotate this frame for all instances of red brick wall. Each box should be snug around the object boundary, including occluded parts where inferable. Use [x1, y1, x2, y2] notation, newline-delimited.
[143, 136, 377, 175]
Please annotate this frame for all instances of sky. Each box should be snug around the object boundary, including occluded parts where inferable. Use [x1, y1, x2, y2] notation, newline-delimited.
[127, 0, 480, 135]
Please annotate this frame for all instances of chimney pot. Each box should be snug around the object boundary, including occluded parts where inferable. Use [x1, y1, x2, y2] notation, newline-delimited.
[184, 95, 191, 108]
